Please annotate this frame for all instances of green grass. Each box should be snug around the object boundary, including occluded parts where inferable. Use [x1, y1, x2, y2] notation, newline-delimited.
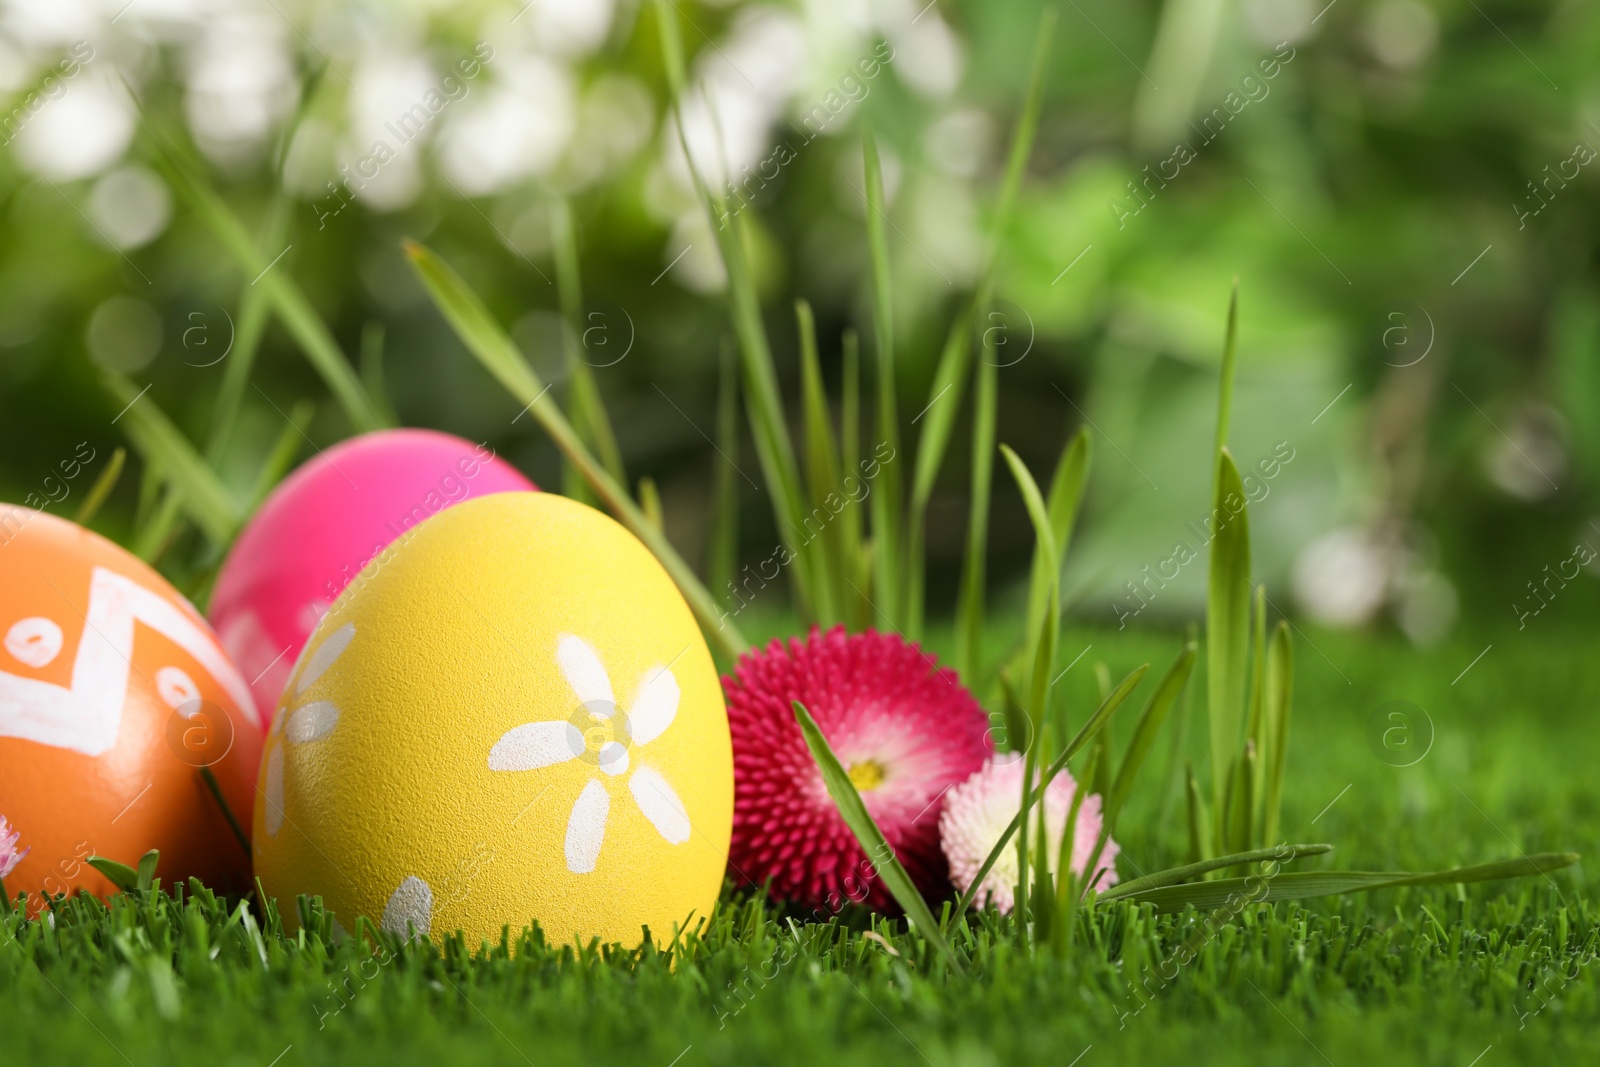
[5, 620, 1596, 1066]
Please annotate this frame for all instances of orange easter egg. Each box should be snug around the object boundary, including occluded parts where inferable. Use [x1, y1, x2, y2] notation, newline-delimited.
[0, 508, 262, 910]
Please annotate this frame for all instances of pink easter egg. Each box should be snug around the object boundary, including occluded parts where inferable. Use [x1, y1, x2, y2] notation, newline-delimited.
[209, 429, 536, 722]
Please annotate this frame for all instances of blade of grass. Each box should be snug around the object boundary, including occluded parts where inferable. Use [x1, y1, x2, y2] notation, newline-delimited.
[1262, 620, 1293, 845]
[72, 447, 126, 526]
[707, 339, 740, 607]
[1106, 640, 1196, 825]
[1001, 442, 1058, 939]
[861, 125, 904, 628]
[1246, 583, 1268, 844]
[1111, 853, 1581, 913]
[955, 356, 997, 681]
[1155, 622, 1199, 826]
[796, 299, 843, 624]
[904, 303, 973, 636]
[841, 330, 867, 630]
[1102, 844, 1334, 899]
[359, 321, 398, 427]
[244, 399, 312, 512]
[406, 239, 747, 659]
[948, 663, 1148, 923]
[86, 856, 140, 893]
[104, 375, 240, 545]
[136, 112, 383, 433]
[1207, 447, 1251, 831]
[638, 476, 664, 533]
[1185, 762, 1212, 865]
[653, 0, 813, 617]
[792, 700, 962, 971]
[552, 196, 627, 500]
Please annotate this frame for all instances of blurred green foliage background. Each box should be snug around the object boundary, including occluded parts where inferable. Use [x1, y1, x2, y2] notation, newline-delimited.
[2, 0, 1598, 642]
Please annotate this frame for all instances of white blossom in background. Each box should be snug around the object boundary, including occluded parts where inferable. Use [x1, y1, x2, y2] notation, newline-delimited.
[1483, 402, 1565, 503]
[345, 51, 437, 210]
[1292, 523, 1459, 645]
[1292, 526, 1394, 628]
[0, 0, 98, 49]
[437, 51, 575, 196]
[564, 73, 654, 188]
[184, 8, 299, 167]
[11, 70, 134, 180]
[87, 164, 172, 248]
[514, 0, 615, 59]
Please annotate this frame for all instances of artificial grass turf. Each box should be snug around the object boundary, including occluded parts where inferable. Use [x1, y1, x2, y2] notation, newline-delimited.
[4, 620, 1597, 1066]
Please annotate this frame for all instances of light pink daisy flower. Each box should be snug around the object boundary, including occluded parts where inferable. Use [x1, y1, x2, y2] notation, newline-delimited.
[0, 814, 28, 880]
[939, 753, 1119, 913]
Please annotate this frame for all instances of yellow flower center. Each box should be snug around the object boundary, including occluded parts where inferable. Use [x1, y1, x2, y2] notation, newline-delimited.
[847, 759, 886, 791]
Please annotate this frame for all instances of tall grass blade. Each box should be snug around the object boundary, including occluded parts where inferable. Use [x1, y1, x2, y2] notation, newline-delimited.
[137, 115, 383, 432]
[796, 299, 843, 624]
[638, 476, 664, 533]
[861, 126, 904, 628]
[905, 304, 974, 635]
[1107, 641, 1196, 825]
[1101, 844, 1334, 899]
[245, 399, 312, 511]
[652, 0, 813, 616]
[841, 330, 867, 629]
[1207, 447, 1251, 827]
[707, 340, 740, 607]
[405, 239, 747, 658]
[1001, 442, 1059, 938]
[1246, 583, 1268, 843]
[1185, 762, 1212, 865]
[203, 197, 285, 460]
[1262, 620, 1293, 844]
[552, 197, 626, 500]
[1112, 853, 1581, 913]
[104, 376, 240, 545]
[72, 447, 126, 526]
[1207, 280, 1247, 831]
[792, 701, 962, 970]
[955, 356, 997, 681]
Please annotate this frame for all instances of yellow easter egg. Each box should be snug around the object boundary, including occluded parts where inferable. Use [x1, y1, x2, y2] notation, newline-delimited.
[251, 492, 733, 947]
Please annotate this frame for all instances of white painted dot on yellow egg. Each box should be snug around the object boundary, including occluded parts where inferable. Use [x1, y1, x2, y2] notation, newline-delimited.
[382, 876, 433, 939]
[629, 764, 691, 844]
[6, 616, 63, 668]
[296, 622, 355, 694]
[557, 633, 613, 706]
[286, 700, 340, 743]
[598, 741, 629, 776]
[488, 720, 583, 771]
[565, 779, 610, 874]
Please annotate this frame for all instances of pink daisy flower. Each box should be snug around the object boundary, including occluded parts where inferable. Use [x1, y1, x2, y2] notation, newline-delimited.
[723, 626, 993, 910]
[0, 815, 28, 880]
[939, 753, 1120, 914]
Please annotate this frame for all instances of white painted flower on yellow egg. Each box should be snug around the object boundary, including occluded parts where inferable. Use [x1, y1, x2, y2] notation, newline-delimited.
[488, 633, 690, 874]
[261, 622, 355, 837]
